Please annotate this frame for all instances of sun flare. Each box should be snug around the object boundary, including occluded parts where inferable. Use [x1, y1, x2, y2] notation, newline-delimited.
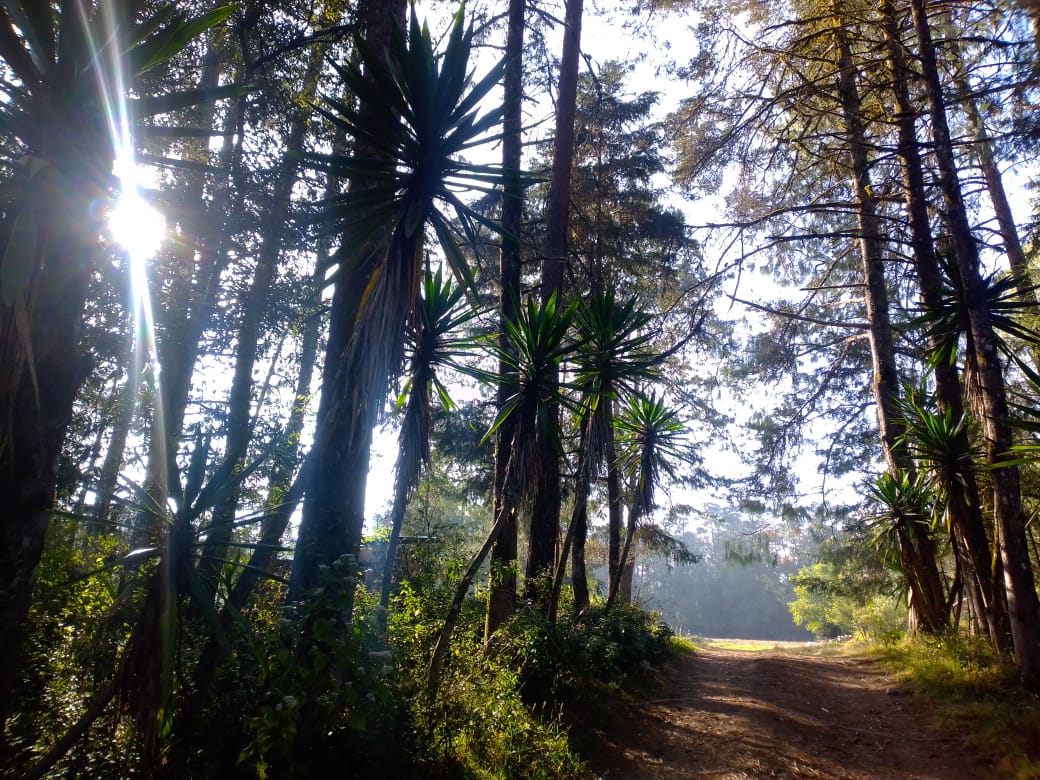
[109, 182, 166, 262]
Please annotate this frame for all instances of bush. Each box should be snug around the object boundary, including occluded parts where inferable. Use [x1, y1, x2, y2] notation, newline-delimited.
[788, 562, 905, 640]
[499, 603, 673, 708]
[398, 590, 585, 779]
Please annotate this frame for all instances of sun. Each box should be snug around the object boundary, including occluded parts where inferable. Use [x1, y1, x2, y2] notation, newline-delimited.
[108, 162, 166, 263]
[109, 185, 166, 261]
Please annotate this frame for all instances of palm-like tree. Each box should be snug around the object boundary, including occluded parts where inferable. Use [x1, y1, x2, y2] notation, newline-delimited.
[863, 469, 948, 634]
[379, 264, 480, 614]
[0, 0, 238, 730]
[552, 290, 660, 615]
[427, 292, 577, 697]
[896, 387, 1010, 649]
[291, 5, 508, 602]
[605, 392, 684, 611]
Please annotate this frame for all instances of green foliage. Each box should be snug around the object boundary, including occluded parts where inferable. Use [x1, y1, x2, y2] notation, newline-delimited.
[872, 634, 1040, 777]
[391, 578, 585, 779]
[9, 520, 136, 774]
[501, 604, 674, 708]
[233, 564, 408, 779]
[305, 4, 511, 292]
[789, 562, 905, 640]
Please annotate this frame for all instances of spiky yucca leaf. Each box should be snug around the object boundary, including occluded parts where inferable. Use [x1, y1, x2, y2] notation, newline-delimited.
[572, 289, 662, 465]
[911, 253, 1040, 384]
[863, 470, 937, 572]
[304, 4, 511, 298]
[481, 292, 579, 497]
[895, 385, 981, 511]
[615, 392, 684, 517]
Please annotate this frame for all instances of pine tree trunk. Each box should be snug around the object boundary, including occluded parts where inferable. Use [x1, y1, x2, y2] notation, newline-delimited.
[606, 504, 639, 612]
[90, 358, 139, 535]
[526, 0, 585, 603]
[879, 0, 1011, 653]
[911, 0, 1040, 684]
[198, 40, 325, 595]
[133, 43, 244, 547]
[606, 415, 623, 586]
[832, 6, 947, 633]
[485, 0, 526, 638]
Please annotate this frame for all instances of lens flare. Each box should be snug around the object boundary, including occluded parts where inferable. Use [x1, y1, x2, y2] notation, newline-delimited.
[109, 168, 166, 262]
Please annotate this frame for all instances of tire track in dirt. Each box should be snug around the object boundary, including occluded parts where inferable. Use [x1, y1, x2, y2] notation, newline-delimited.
[591, 643, 995, 779]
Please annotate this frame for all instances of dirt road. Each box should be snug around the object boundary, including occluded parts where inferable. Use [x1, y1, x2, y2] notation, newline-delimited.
[589, 641, 995, 779]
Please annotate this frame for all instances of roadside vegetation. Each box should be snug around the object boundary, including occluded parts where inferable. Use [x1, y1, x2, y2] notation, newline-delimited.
[872, 636, 1040, 780]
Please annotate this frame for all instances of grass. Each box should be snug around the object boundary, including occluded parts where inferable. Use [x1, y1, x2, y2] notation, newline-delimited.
[687, 636, 865, 657]
[871, 634, 1040, 779]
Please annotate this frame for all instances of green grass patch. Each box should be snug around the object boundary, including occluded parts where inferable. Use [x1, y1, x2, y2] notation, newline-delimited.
[690, 636, 863, 656]
[871, 635, 1040, 778]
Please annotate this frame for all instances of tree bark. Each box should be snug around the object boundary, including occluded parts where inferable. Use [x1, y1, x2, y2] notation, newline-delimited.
[485, 0, 526, 638]
[911, 0, 1040, 684]
[290, 0, 408, 602]
[606, 413, 623, 587]
[90, 358, 139, 535]
[879, 0, 1010, 653]
[526, 0, 585, 603]
[832, 4, 946, 633]
[197, 37, 326, 595]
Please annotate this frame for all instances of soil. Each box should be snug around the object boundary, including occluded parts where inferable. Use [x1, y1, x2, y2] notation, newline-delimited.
[586, 641, 997, 780]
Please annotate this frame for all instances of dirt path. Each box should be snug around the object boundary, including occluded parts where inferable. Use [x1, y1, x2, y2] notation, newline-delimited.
[589, 642, 995, 779]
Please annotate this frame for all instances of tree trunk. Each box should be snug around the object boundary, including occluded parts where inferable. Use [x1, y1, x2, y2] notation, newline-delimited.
[226, 257, 324, 610]
[485, 0, 526, 638]
[526, 0, 585, 603]
[549, 418, 592, 620]
[832, 5, 947, 633]
[197, 38, 326, 595]
[606, 413, 623, 586]
[0, 189, 100, 730]
[911, 0, 1040, 684]
[429, 435, 526, 698]
[606, 503, 639, 612]
[879, 0, 1011, 653]
[290, 0, 408, 602]
[90, 357, 139, 536]
[379, 358, 434, 614]
[132, 41, 244, 548]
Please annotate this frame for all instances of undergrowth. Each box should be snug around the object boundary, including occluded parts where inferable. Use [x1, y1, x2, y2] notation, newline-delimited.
[391, 579, 675, 779]
[871, 633, 1040, 779]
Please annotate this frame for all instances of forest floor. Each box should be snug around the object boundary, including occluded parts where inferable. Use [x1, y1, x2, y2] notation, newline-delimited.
[581, 639, 999, 779]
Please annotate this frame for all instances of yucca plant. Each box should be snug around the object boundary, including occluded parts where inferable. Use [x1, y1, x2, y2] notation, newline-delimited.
[426, 292, 578, 698]
[292, 3, 511, 599]
[863, 470, 948, 634]
[303, 3, 507, 372]
[554, 290, 661, 615]
[895, 386, 1013, 650]
[913, 253, 1040, 383]
[606, 392, 684, 611]
[379, 263, 481, 614]
[896, 385, 982, 509]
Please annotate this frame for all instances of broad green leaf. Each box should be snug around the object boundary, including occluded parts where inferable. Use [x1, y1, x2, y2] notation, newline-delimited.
[133, 5, 237, 75]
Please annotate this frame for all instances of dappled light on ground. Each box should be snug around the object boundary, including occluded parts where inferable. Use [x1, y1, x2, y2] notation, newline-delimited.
[591, 641, 992, 779]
